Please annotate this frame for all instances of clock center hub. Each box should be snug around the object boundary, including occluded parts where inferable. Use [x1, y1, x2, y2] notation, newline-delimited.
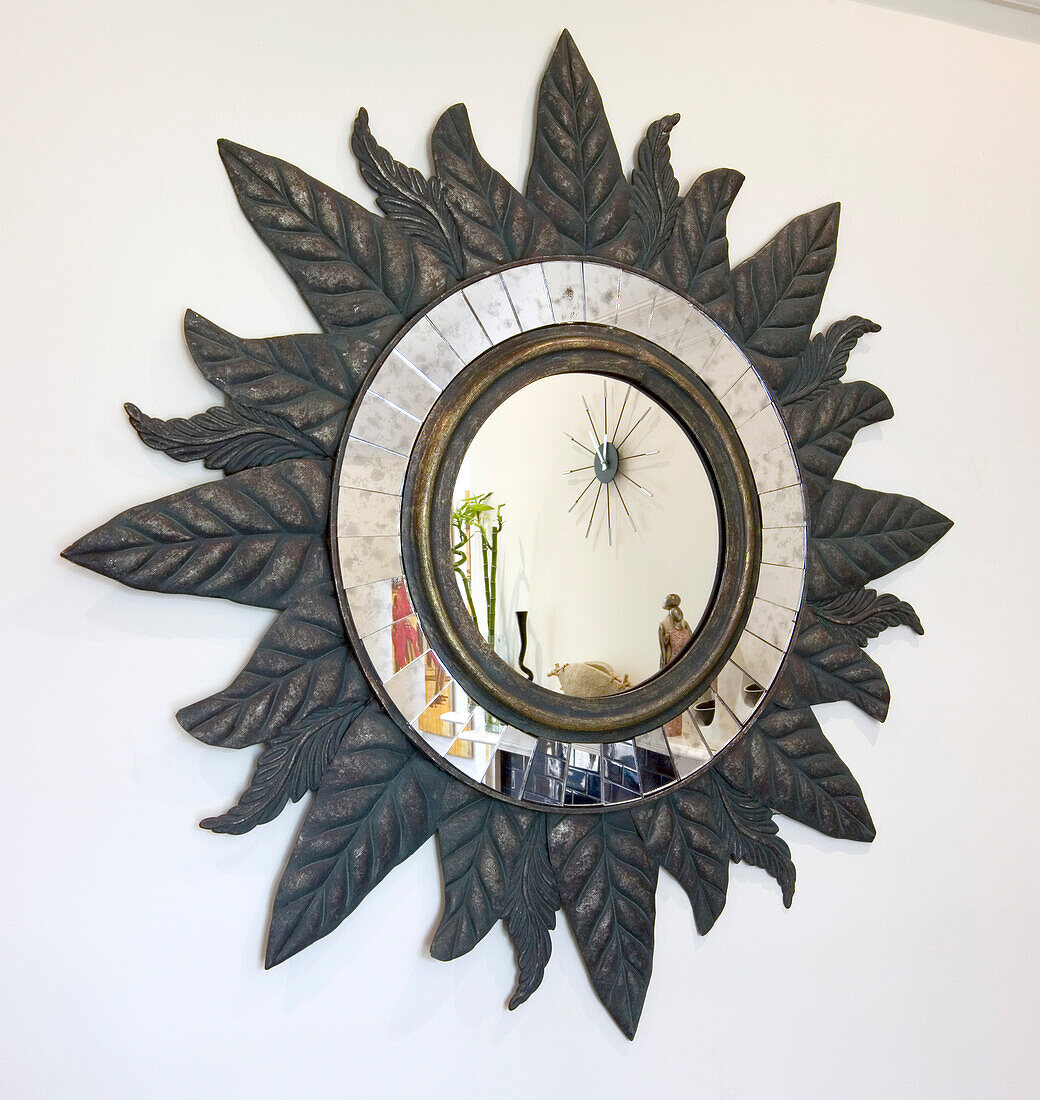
[593, 441, 619, 483]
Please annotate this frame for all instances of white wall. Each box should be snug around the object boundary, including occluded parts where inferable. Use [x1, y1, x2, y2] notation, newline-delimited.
[458, 373, 720, 688]
[2, 1, 1038, 1096]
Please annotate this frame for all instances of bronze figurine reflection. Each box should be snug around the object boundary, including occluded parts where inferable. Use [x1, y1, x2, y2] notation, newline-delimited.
[660, 594, 692, 738]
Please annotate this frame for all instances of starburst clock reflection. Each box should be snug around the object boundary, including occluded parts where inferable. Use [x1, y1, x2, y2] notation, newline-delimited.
[63, 31, 951, 1038]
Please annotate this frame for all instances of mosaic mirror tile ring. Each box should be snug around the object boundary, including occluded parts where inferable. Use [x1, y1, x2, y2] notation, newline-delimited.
[331, 260, 808, 809]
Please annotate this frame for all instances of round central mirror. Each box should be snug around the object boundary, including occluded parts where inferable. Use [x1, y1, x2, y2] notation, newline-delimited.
[450, 373, 722, 696]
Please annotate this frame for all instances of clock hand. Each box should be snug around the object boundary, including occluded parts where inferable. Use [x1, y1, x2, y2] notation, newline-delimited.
[606, 481, 612, 546]
[582, 397, 601, 455]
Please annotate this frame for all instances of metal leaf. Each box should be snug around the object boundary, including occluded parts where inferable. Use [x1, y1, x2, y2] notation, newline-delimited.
[351, 107, 465, 279]
[431, 103, 561, 274]
[200, 698, 367, 834]
[772, 609, 891, 720]
[61, 458, 331, 609]
[709, 771, 795, 907]
[125, 401, 323, 473]
[505, 813, 560, 1010]
[525, 30, 636, 260]
[631, 113, 681, 268]
[813, 587, 924, 646]
[717, 706, 876, 842]
[652, 167, 744, 332]
[633, 781, 729, 935]
[809, 481, 954, 600]
[177, 587, 365, 748]
[431, 790, 533, 961]
[787, 380, 894, 500]
[776, 316, 881, 406]
[183, 311, 369, 454]
[218, 139, 445, 335]
[265, 704, 451, 967]
[547, 810, 658, 1040]
[732, 203, 840, 389]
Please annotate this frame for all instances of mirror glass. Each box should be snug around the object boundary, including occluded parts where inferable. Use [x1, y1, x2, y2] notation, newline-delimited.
[449, 373, 721, 696]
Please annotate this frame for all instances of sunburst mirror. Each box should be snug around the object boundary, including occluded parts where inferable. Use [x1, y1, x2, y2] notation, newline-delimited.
[63, 30, 952, 1038]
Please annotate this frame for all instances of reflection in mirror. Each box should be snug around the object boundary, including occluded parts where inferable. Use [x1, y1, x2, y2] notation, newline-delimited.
[450, 373, 722, 696]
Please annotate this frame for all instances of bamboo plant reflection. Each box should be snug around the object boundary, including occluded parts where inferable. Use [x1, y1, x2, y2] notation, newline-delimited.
[450, 492, 505, 648]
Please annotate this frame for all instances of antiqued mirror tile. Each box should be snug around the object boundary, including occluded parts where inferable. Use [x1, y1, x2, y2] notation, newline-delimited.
[756, 562, 804, 612]
[693, 335, 746, 396]
[731, 629, 785, 689]
[713, 660, 757, 725]
[350, 392, 420, 456]
[669, 716, 713, 778]
[336, 486, 400, 538]
[644, 289, 693, 351]
[383, 653, 430, 723]
[615, 270, 659, 337]
[542, 259, 585, 323]
[760, 484, 807, 529]
[720, 368, 771, 428]
[602, 740, 642, 803]
[501, 263, 554, 330]
[581, 261, 621, 323]
[565, 744, 602, 806]
[370, 352, 440, 420]
[463, 276, 522, 343]
[699, 691, 742, 753]
[337, 534, 402, 588]
[521, 738, 569, 805]
[392, 317, 464, 389]
[738, 403, 789, 462]
[338, 438, 409, 497]
[426, 292, 491, 363]
[344, 578, 393, 638]
[746, 596, 797, 651]
[633, 729, 678, 793]
[750, 442, 800, 494]
[762, 524, 807, 568]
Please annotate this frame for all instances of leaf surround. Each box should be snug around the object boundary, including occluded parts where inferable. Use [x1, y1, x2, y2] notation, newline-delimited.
[61, 29, 952, 1039]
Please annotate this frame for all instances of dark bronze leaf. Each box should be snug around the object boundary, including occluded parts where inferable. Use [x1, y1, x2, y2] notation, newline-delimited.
[200, 698, 367, 834]
[125, 401, 323, 473]
[431, 103, 561, 274]
[183, 311, 369, 454]
[351, 107, 465, 279]
[266, 704, 451, 967]
[717, 706, 876, 842]
[177, 587, 366, 748]
[787, 381, 894, 500]
[218, 139, 444, 335]
[633, 781, 728, 935]
[808, 481, 953, 600]
[772, 609, 891, 720]
[652, 167, 744, 332]
[732, 203, 840, 390]
[709, 771, 795, 907]
[776, 316, 881, 406]
[61, 459, 331, 609]
[431, 790, 533, 961]
[631, 113, 681, 268]
[547, 810, 657, 1040]
[505, 813, 560, 1010]
[813, 587, 923, 646]
[525, 30, 636, 260]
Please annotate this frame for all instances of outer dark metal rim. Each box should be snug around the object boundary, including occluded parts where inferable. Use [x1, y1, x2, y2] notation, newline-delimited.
[401, 324, 761, 745]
